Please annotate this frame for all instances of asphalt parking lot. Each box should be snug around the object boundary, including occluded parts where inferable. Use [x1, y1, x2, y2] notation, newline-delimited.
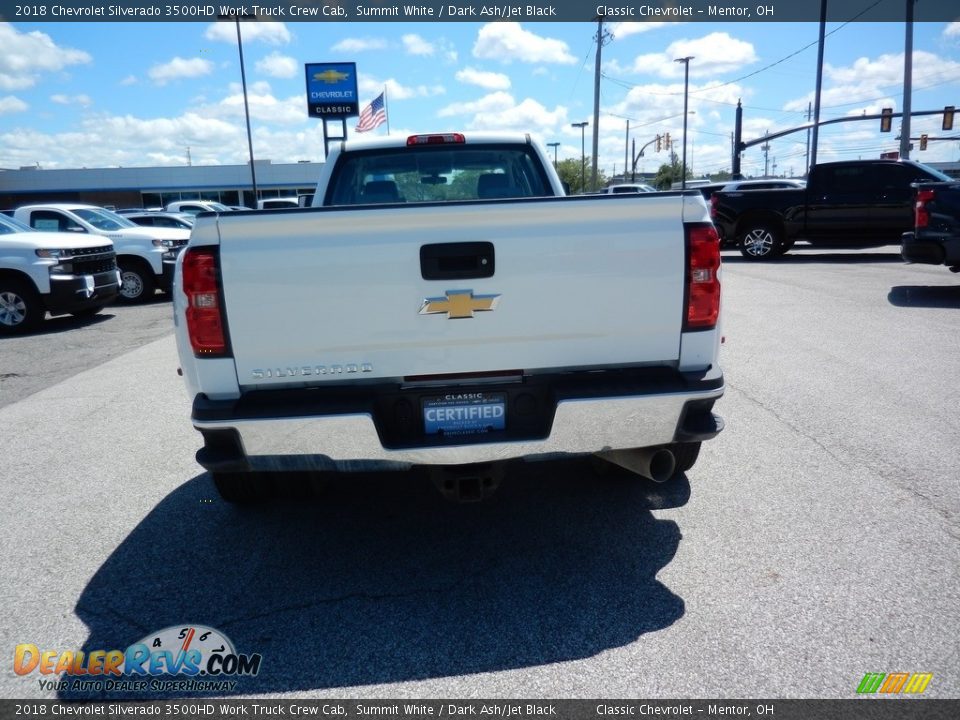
[1, 245, 958, 700]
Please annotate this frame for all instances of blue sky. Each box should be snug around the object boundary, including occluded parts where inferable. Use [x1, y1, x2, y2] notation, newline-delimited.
[1, 15, 959, 178]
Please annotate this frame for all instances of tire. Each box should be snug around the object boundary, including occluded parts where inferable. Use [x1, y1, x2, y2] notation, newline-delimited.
[0, 278, 44, 335]
[212, 471, 274, 504]
[117, 259, 156, 303]
[670, 442, 702, 476]
[739, 222, 787, 260]
[71, 305, 104, 319]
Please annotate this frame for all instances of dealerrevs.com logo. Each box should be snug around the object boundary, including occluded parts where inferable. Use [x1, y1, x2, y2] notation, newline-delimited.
[14, 625, 262, 693]
[856, 672, 934, 694]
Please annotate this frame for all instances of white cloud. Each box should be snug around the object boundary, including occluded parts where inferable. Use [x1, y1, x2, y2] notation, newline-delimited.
[0, 95, 28, 114]
[331, 37, 388, 53]
[120, 75, 137, 86]
[455, 67, 511, 90]
[609, 22, 678, 39]
[403, 34, 434, 56]
[204, 21, 292, 45]
[256, 52, 298, 79]
[0, 23, 91, 91]
[359, 77, 445, 100]
[205, 81, 307, 125]
[783, 51, 960, 114]
[473, 23, 576, 65]
[50, 94, 92, 107]
[944, 22, 960, 39]
[617, 32, 757, 79]
[437, 91, 568, 135]
[148, 57, 213, 85]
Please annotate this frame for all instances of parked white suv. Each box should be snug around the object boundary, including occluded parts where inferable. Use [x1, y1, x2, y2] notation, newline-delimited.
[164, 200, 233, 216]
[14, 204, 189, 303]
[257, 198, 299, 210]
[0, 214, 120, 333]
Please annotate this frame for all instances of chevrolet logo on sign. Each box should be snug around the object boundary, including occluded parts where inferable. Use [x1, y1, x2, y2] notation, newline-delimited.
[419, 290, 500, 319]
[313, 69, 350, 83]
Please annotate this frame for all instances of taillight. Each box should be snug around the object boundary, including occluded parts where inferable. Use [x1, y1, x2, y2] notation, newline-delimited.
[181, 247, 229, 356]
[406, 133, 465, 146]
[915, 188, 935, 228]
[709, 193, 719, 220]
[685, 224, 721, 331]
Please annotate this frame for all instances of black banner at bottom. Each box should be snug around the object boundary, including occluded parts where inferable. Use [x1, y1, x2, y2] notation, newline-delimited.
[1, 699, 958, 720]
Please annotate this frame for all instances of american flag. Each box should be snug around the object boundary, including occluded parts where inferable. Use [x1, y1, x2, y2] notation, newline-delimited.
[356, 92, 387, 133]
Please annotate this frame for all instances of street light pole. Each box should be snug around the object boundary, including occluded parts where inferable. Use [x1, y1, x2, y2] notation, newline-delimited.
[547, 142, 560, 169]
[219, 14, 259, 207]
[674, 56, 694, 190]
[571, 121, 588, 193]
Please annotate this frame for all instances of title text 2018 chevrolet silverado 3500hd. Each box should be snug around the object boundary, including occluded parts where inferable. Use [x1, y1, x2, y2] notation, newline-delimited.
[711, 159, 952, 260]
[173, 133, 724, 503]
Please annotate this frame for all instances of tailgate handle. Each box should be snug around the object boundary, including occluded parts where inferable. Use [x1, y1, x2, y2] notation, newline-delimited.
[420, 242, 495, 280]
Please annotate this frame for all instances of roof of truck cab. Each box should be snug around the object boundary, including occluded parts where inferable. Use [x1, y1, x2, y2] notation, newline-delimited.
[337, 132, 534, 152]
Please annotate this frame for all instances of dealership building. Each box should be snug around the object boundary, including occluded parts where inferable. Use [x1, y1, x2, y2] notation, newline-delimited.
[0, 159, 323, 211]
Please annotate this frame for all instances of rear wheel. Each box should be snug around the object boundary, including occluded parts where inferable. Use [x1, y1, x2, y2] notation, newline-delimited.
[118, 259, 156, 303]
[212, 471, 274, 504]
[0, 278, 43, 334]
[739, 222, 787, 260]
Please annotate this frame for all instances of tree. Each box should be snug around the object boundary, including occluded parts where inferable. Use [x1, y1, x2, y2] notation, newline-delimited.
[555, 156, 608, 194]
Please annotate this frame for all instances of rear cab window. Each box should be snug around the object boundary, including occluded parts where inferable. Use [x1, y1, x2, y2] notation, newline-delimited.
[325, 143, 552, 206]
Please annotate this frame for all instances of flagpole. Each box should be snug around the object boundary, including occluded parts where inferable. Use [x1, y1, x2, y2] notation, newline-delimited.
[384, 84, 390, 135]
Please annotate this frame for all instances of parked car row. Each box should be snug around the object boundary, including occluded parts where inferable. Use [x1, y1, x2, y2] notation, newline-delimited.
[0, 202, 199, 334]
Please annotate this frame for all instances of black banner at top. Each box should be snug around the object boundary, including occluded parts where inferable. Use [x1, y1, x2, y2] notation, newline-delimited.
[1, 0, 959, 23]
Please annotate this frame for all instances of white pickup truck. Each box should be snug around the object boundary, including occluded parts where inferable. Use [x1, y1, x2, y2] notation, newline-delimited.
[0, 213, 119, 334]
[14, 204, 190, 303]
[173, 132, 724, 503]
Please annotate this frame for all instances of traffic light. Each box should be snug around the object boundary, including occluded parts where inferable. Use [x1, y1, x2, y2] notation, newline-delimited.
[665, 132, 671, 150]
[656, 134, 662, 152]
[919, 134, 928, 151]
[880, 107, 893, 133]
[944, 105, 955, 131]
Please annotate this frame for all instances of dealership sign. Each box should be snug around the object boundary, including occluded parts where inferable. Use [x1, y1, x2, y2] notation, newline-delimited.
[305, 62, 358, 119]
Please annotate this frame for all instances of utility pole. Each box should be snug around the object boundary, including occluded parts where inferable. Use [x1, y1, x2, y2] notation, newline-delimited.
[591, 15, 612, 193]
[900, 0, 915, 159]
[804, 102, 812, 176]
[810, 0, 826, 170]
[572, 121, 589, 193]
[674, 56, 694, 189]
[624, 119, 629, 180]
[762, 132, 771, 176]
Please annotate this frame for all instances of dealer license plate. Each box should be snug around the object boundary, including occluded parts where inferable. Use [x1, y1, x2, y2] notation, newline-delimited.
[423, 392, 506, 436]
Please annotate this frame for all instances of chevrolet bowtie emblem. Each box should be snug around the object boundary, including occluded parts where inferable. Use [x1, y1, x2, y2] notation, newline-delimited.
[419, 290, 501, 319]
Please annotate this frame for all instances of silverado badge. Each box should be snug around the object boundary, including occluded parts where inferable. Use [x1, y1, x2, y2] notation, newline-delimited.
[419, 290, 500, 319]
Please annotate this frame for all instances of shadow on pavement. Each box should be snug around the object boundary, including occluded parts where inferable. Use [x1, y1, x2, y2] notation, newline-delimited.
[887, 284, 960, 309]
[62, 459, 688, 699]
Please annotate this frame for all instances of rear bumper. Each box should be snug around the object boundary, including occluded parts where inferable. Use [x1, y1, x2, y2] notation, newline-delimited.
[45, 270, 120, 316]
[191, 367, 724, 472]
[901, 232, 945, 265]
[901, 232, 960, 267]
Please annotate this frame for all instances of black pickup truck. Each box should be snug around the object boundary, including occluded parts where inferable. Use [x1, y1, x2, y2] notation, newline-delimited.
[710, 159, 952, 260]
[901, 181, 960, 274]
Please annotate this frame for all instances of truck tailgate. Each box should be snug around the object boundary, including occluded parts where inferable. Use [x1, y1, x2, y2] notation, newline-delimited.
[216, 196, 687, 388]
